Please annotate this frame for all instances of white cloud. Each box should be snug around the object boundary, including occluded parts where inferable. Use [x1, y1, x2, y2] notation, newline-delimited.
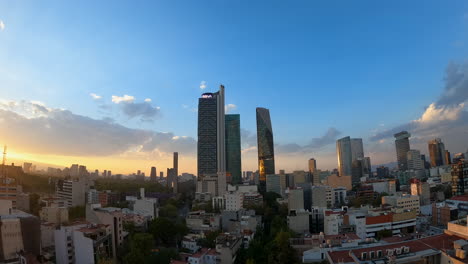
[200, 81, 207, 90]
[415, 102, 465, 124]
[111, 95, 135, 104]
[0, 21, 4, 31]
[225, 104, 237, 113]
[144, 98, 151, 102]
[90, 93, 102, 100]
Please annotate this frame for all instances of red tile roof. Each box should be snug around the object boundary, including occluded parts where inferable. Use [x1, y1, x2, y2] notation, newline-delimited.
[449, 194, 468, 202]
[327, 233, 464, 263]
[366, 214, 393, 225]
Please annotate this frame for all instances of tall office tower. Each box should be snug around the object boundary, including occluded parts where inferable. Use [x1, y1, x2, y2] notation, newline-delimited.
[159, 171, 163, 179]
[225, 114, 241, 185]
[150, 167, 157, 182]
[309, 158, 319, 185]
[336, 136, 352, 177]
[351, 159, 363, 184]
[350, 138, 364, 161]
[362, 157, 372, 176]
[420, 154, 431, 169]
[103, 170, 107, 178]
[394, 131, 411, 171]
[167, 168, 175, 188]
[407, 150, 424, 170]
[107, 171, 111, 178]
[197, 85, 226, 196]
[428, 138, 446, 167]
[451, 161, 468, 196]
[445, 150, 451, 165]
[256, 107, 275, 192]
[173, 152, 178, 177]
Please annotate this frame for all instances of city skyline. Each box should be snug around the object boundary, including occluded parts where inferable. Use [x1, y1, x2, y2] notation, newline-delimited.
[1, 1, 468, 175]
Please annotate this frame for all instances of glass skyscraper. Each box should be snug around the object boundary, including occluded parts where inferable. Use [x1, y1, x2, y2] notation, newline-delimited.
[394, 131, 411, 171]
[428, 138, 446, 167]
[256, 107, 275, 192]
[225, 114, 241, 185]
[336, 136, 352, 177]
[197, 86, 226, 179]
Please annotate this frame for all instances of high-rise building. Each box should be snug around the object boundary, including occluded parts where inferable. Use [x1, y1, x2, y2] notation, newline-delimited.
[150, 167, 157, 182]
[159, 171, 164, 179]
[428, 138, 446, 167]
[394, 131, 411, 171]
[351, 159, 363, 185]
[362, 157, 372, 176]
[451, 161, 468, 196]
[445, 150, 451, 165]
[350, 138, 364, 161]
[336, 136, 352, 177]
[309, 158, 319, 185]
[407, 150, 424, 170]
[256, 107, 275, 192]
[173, 152, 178, 177]
[225, 114, 241, 185]
[197, 85, 226, 196]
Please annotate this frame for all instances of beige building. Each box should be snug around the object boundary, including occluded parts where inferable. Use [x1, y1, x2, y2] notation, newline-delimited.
[325, 174, 352, 190]
[0, 218, 23, 262]
[40, 206, 69, 224]
[382, 194, 420, 214]
[411, 181, 430, 205]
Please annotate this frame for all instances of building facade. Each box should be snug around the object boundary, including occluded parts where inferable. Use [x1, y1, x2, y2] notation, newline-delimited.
[225, 114, 241, 185]
[256, 107, 275, 192]
[394, 131, 411, 171]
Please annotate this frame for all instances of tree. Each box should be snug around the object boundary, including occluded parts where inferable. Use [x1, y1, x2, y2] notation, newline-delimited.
[198, 231, 220, 248]
[29, 193, 42, 216]
[68, 206, 85, 221]
[123, 233, 154, 264]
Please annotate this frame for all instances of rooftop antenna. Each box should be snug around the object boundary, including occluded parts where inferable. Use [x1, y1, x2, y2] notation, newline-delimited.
[2, 145, 6, 166]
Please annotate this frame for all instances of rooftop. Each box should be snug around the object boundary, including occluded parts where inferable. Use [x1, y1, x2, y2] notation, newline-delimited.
[327, 233, 465, 263]
[449, 194, 468, 202]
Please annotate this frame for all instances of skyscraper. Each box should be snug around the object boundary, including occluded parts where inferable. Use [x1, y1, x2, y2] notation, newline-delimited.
[308, 158, 319, 185]
[451, 161, 468, 196]
[197, 85, 226, 178]
[197, 85, 226, 196]
[150, 167, 157, 182]
[350, 138, 364, 161]
[336, 136, 352, 177]
[394, 131, 411, 171]
[407, 150, 424, 170]
[173, 152, 178, 177]
[256, 107, 275, 192]
[225, 114, 241, 185]
[445, 150, 451, 165]
[428, 138, 446, 167]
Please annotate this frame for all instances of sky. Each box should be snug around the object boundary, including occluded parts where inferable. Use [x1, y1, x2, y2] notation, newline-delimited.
[1, 1, 468, 175]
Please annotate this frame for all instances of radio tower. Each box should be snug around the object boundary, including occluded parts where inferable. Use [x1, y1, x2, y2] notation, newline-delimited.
[2, 145, 6, 166]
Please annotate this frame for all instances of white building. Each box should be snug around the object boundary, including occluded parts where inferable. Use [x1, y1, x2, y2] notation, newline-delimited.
[225, 192, 243, 211]
[55, 222, 113, 264]
[287, 209, 310, 233]
[311, 186, 332, 208]
[56, 178, 93, 207]
[134, 198, 159, 220]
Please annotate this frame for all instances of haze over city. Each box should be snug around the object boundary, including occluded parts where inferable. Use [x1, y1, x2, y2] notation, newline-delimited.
[1, 1, 468, 175]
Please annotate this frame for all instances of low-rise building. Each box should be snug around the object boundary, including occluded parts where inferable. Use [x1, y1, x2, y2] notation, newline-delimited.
[382, 194, 420, 214]
[186, 211, 221, 232]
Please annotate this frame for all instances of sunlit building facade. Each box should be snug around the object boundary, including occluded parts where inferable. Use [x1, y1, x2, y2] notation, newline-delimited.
[428, 138, 446, 167]
[336, 136, 352, 177]
[256, 107, 275, 192]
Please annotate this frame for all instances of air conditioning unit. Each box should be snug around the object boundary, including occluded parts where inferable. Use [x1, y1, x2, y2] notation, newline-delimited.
[403, 246, 410, 253]
[395, 248, 402, 255]
[387, 249, 394, 256]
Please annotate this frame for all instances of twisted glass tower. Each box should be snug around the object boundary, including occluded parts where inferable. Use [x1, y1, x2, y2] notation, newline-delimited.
[256, 107, 275, 192]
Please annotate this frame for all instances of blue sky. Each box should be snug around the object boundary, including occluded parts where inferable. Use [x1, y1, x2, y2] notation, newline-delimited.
[1, 1, 468, 173]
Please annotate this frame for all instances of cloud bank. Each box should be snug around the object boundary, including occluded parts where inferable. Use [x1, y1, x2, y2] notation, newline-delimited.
[0, 100, 195, 158]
